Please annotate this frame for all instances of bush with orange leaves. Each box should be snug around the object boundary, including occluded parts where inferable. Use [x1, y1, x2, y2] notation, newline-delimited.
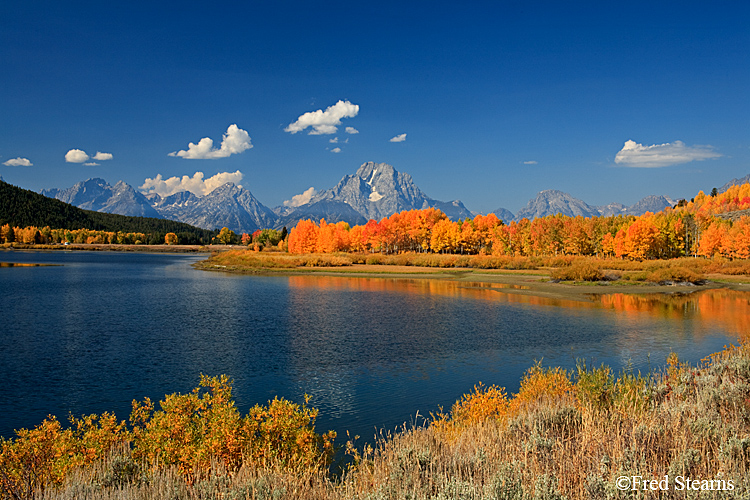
[130, 375, 335, 481]
[0, 375, 335, 497]
[509, 363, 574, 414]
[431, 383, 509, 439]
[432, 364, 574, 440]
[0, 412, 127, 499]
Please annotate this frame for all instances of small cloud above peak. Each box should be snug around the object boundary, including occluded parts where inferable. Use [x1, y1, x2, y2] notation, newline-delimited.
[345, 127, 359, 134]
[283, 187, 317, 208]
[65, 149, 90, 163]
[140, 170, 244, 197]
[523, 160, 538, 165]
[169, 124, 252, 159]
[331, 147, 342, 153]
[285, 100, 359, 135]
[93, 152, 113, 161]
[615, 140, 721, 168]
[3, 157, 32, 167]
[390, 133, 407, 143]
[65, 149, 113, 164]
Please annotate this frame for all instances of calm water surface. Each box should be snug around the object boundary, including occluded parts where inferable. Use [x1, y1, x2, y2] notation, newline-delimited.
[1, 251, 747, 441]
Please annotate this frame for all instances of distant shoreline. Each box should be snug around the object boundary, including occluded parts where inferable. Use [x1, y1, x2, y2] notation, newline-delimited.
[192, 259, 750, 302]
[6, 244, 750, 301]
[0, 243, 233, 253]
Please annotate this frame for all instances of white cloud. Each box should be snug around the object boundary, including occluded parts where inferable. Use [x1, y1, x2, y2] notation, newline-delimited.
[169, 124, 252, 159]
[283, 187, 317, 208]
[523, 160, 538, 165]
[65, 149, 90, 163]
[3, 157, 32, 167]
[84, 162, 99, 166]
[285, 100, 359, 135]
[389, 133, 407, 143]
[140, 170, 244, 197]
[331, 147, 342, 153]
[614, 140, 721, 168]
[93, 152, 113, 161]
[345, 127, 359, 134]
[329, 137, 339, 143]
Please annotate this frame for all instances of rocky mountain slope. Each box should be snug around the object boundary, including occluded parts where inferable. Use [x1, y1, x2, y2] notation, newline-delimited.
[284, 162, 474, 223]
[41, 178, 160, 218]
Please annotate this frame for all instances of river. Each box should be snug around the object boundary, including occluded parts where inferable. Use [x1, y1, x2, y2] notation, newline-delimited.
[0, 250, 746, 441]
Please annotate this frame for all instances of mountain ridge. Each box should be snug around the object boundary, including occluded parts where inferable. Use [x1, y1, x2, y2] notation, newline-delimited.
[37, 163, 741, 233]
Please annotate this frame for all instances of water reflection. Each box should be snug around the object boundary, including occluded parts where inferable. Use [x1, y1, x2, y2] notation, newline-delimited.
[281, 275, 746, 436]
[596, 290, 750, 342]
[1, 253, 747, 443]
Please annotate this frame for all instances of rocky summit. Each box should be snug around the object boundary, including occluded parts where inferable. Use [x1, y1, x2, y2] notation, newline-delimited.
[288, 162, 474, 223]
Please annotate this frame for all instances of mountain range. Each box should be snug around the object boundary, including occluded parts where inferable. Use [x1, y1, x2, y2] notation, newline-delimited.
[39, 161, 690, 233]
[493, 190, 676, 224]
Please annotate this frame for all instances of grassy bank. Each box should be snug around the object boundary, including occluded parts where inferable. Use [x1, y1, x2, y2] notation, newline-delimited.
[4, 344, 750, 499]
[200, 250, 750, 278]
[195, 251, 750, 301]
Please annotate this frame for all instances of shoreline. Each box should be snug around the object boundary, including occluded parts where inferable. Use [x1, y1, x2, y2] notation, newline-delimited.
[6, 244, 749, 301]
[0, 243, 232, 253]
[192, 259, 750, 302]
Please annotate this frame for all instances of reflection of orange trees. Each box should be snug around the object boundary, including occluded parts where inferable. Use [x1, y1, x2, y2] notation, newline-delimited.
[288, 276, 750, 340]
[598, 290, 750, 341]
[287, 275, 596, 310]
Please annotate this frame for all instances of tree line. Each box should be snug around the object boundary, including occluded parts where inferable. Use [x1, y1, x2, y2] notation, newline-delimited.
[0, 180, 217, 244]
[286, 182, 750, 260]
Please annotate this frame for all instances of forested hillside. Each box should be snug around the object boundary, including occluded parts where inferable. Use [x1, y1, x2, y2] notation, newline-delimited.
[0, 180, 216, 244]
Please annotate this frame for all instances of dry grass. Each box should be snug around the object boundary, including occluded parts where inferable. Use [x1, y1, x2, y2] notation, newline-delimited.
[204, 250, 354, 269]
[203, 251, 750, 282]
[550, 262, 607, 282]
[13, 343, 750, 500]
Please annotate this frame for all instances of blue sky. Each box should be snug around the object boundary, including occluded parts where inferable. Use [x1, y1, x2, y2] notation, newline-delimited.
[1, 1, 748, 214]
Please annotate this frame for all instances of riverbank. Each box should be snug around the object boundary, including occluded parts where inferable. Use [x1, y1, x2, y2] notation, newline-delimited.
[194, 250, 750, 302]
[5, 341, 750, 500]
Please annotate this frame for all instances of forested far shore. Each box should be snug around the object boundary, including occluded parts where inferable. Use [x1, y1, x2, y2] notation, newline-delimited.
[0, 180, 217, 244]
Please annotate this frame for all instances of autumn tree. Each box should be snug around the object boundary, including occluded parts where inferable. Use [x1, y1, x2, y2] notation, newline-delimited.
[217, 227, 238, 245]
[164, 232, 178, 245]
[622, 217, 659, 260]
[0, 224, 13, 243]
[697, 220, 727, 257]
[288, 220, 319, 254]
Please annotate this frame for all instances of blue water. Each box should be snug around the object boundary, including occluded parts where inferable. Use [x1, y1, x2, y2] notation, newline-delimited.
[0, 250, 741, 441]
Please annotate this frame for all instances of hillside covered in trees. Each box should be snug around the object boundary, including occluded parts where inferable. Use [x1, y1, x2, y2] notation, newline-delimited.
[0, 180, 217, 244]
